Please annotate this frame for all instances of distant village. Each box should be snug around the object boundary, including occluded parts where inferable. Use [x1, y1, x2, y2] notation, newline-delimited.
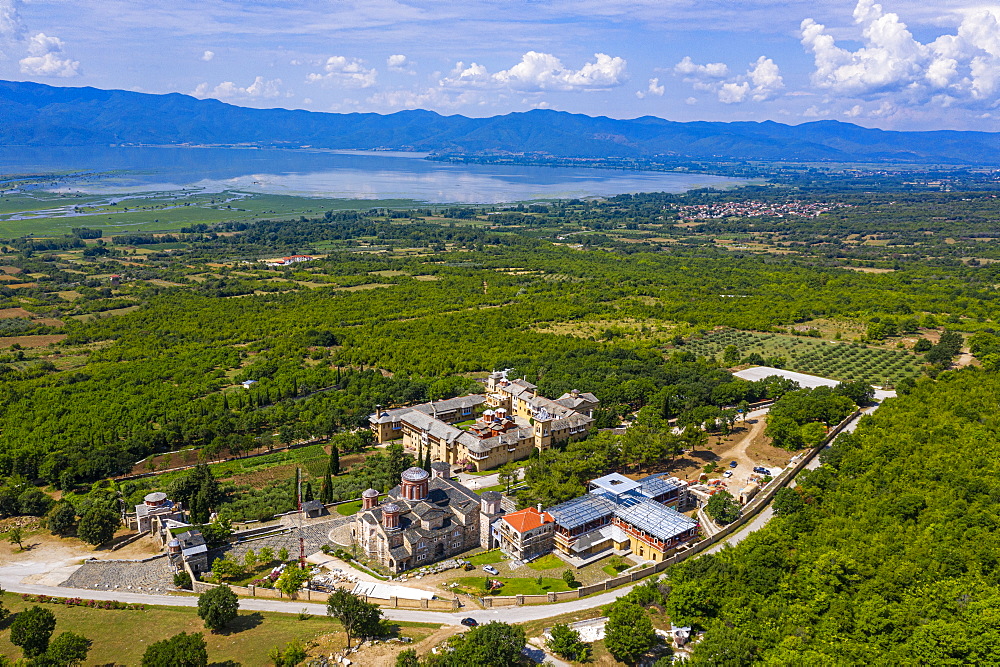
[677, 199, 851, 221]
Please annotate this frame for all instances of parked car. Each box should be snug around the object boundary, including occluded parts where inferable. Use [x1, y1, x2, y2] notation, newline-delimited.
[461, 617, 479, 627]
[483, 565, 499, 575]
[722, 471, 733, 478]
[754, 466, 772, 476]
[729, 460, 738, 468]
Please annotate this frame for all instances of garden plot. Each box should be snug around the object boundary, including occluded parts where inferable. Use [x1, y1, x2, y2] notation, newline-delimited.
[684, 328, 922, 385]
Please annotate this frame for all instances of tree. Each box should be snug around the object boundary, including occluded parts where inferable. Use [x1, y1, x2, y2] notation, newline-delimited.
[141, 632, 208, 667]
[47, 502, 77, 536]
[497, 462, 518, 494]
[329, 444, 341, 476]
[605, 601, 656, 665]
[268, 639, 307, 666]
[395, 648, 420, 667]
[275, 565, 311, 598]
[278, 547, 290, 562]
[43, 632, 92, 666]
[547, 623, 590, 662]
[304, 481, 314, 503]
[561, 570, 577, 588]
[197, 585, 240, 632]
[8, 526, 23, 550]
[705, 491, 741, 525]
[326, 589, 384, 649]
[772, 487, 807, 516]
[0, 586, 8, 623]
[77, 506, 119, 546]
[320, 465, 334, 503]
[259, 546, 275, 563]
[210, 556, 244, 581]
[10, 605, 57, 658]
[447, 622, 526, 666]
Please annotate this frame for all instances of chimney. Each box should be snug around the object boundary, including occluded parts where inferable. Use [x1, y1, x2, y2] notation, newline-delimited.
[537, 503, 543, 513]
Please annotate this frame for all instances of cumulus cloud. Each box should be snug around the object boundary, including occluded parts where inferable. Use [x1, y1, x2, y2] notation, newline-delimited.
[201, 50, 214, 62]
[674, 55, 783, 103]
[636, 77, 665, 98]
[801, 0, 1000, 108]
[193, 76, 282, 100]
[306, 56, 377, 87]
[387, 54, 411, 71]
[440, 51, 627, 92]
[19, 32, 79, 77]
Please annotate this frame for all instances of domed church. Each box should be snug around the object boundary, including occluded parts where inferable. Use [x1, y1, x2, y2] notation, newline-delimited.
[352, 463, 502, 573]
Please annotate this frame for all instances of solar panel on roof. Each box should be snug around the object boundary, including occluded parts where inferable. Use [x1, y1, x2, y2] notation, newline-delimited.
[548, 495, 615, 530]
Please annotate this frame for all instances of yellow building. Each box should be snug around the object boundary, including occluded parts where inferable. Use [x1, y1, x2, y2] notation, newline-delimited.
[368, 371, 596, 472]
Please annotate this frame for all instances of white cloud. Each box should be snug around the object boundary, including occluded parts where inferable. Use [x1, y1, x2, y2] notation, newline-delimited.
[19, 32, 79, 77]
[674, 56, 728, 79]
[636, 77, 665, 98]
[201, 50, 214, 62]
[800, 0, 1000, 107]
[366, 86, 482, 110]
[192, 76, 282, 100]
[440, 51, 627, 92]
[306, 56, 377, 88]
[387, 54, 411, 71]
[0, 0, 23, 56]
[674, 55, 783, 103]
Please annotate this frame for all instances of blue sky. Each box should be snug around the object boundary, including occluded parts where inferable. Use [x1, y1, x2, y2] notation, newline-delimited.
[2, 0, 1000, 130]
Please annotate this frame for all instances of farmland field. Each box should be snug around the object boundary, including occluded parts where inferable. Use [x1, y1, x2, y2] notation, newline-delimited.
[685, 328, 923, 385]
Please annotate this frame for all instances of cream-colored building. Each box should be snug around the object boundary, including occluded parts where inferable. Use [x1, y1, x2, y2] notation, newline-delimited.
[368, 370, 596, 472]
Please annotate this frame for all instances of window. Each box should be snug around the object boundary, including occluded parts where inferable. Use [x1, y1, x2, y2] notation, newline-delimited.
[417, 554, 426, 561]
[418, 541, 426, 549]
[452, 541, 461, 549]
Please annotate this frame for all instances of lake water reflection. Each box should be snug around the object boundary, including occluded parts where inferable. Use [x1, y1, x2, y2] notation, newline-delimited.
[0, 146, 747, 203]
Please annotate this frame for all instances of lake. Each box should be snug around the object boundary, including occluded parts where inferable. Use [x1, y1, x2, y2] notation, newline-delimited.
[0, 146, 747, 204]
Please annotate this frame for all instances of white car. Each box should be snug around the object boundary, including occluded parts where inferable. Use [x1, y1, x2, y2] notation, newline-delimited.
[483, 565, 499, 575]
[722, 471, 733, 478]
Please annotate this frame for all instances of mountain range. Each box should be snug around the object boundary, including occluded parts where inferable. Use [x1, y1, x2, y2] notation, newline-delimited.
[2, 79, 1000, 164]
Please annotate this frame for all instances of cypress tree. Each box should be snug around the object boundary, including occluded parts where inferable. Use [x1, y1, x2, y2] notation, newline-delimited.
[330, 444, 340, 476]
[304, 481, 314, 502]
[423, 448, 432, 473]
[320, 465, 333, 503]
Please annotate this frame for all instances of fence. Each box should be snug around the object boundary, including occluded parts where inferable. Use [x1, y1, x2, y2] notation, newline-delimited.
[481, 408, 862, 607]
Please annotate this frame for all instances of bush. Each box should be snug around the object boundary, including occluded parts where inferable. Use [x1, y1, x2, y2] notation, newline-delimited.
[173, 571, 193, 590]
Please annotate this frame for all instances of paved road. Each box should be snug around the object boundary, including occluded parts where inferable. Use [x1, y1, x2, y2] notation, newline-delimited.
[0, 403, 886, 625]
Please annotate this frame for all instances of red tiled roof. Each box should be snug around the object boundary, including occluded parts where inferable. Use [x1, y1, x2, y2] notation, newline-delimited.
[502, 507, 553, 533]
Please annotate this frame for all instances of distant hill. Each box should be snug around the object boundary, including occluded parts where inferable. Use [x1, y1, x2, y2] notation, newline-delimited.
[2, 79, 1000, 164]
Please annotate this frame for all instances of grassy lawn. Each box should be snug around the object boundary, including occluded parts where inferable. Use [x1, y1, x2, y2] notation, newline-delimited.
[467, 550, 507, 566]
[474, 483, 507, 495]
[526, 554, 566, 571]
[452, 576, 570, 596]
[602, 563, 630, 577]
[0, 593, 441, 664]
[336, 499, 363, 516]
[0, 592, 332, 665]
